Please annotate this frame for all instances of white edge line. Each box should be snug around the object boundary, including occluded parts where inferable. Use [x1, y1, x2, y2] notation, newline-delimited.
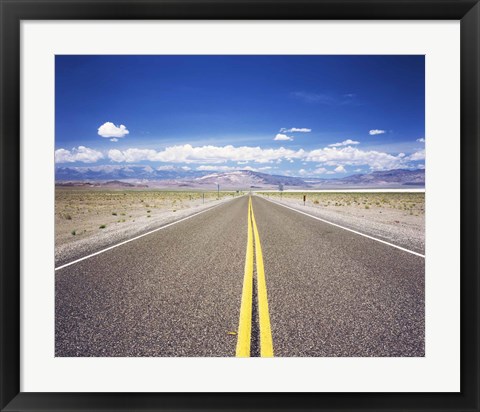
[259, 196, 425, 259]
[55, 197, 242, 271]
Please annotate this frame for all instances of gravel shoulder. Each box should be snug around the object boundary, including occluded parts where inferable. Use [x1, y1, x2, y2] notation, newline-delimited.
[257, 193, 425, 254]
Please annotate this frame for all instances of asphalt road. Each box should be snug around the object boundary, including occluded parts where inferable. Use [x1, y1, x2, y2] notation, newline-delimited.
[56, 195, 424, 357]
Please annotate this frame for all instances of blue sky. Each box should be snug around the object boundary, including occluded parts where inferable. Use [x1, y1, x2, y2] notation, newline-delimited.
[55, 55, 425, 177]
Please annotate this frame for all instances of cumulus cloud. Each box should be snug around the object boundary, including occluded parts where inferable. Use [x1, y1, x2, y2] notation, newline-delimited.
[55, 146, 104, 163]
[274, 133, 293, 141]
[157, 165, 192, 171]
[306, 146, 406, 171]
[110, 138, 119, 142]
[98, 122, 129, 138]
[60, 142, 425, 172]
[197, 165, 272, 173]
[328, 139, 360, 147]
[369, 129, 386, 135]
[416, 138, 425, 143]
[108, 144, 305, 164]
[197, 165, 238, 172]
[334, 165, 347, 173]
[406, 149, 425, 161]
[243, 166, 272, 172]
[280, 127, 311, 133]
[313, 167, 327, 174]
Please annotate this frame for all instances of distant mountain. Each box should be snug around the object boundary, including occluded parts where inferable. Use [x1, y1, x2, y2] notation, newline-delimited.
[55, 166, 425, 189]
[336, 169, 425, 187]
[195, 170, 305, 187]
[55, 165, 208, 181]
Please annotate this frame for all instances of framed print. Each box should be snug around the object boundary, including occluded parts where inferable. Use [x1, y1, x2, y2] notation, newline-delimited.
[0, 0, 479, 411]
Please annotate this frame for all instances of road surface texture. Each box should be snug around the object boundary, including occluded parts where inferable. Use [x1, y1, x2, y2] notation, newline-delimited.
[253, 196, 424, 357]
[56, 195, 424, 357]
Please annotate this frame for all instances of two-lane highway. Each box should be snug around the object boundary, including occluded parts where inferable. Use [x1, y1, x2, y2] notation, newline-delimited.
[56, 195, 424, 357]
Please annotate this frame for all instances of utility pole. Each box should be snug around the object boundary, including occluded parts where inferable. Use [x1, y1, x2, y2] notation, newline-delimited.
[217, 183, 220, 200]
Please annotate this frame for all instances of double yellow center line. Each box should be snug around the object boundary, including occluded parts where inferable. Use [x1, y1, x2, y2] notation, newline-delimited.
[236, 196, 274, 357]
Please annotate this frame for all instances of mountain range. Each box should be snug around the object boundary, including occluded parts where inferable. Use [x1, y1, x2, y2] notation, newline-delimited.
[55, 165, 425, 189]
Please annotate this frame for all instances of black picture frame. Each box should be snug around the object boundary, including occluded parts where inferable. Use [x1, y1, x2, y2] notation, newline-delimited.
[1, 1, 479, 411]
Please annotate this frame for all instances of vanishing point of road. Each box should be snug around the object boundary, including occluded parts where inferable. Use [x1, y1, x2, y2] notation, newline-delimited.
[55, 195, 425, 357]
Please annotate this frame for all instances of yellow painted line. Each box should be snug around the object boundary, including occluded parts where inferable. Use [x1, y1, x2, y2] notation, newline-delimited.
[235, 197, 254, 357]
[251, 200, 274, 357]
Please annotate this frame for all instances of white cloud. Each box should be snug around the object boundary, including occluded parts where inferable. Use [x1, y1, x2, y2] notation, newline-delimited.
[334, 165, 347, 173]
[197, 165, 272, 173]
[110, 138, 119, 142]
[280, 128, 311, 133]
[107, 144, 305, 164]
[274, 133, 293, 141]
[313, 167, 327, 174]
[55, 146, 104, 163]
[369, 129, 386, 135]
[98, 122, 129, 138]
[55, 149, 72, 163]
[406, 149, 425, 161]
[243, 166, 272, 172]
[197, 165, 238, 172]
[306, 146, 406, 171]
[157, 165, 190, 172]
[416, 138, 425, 143]
[328, 139, 360, 147]
[62, 142, 424, 172]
